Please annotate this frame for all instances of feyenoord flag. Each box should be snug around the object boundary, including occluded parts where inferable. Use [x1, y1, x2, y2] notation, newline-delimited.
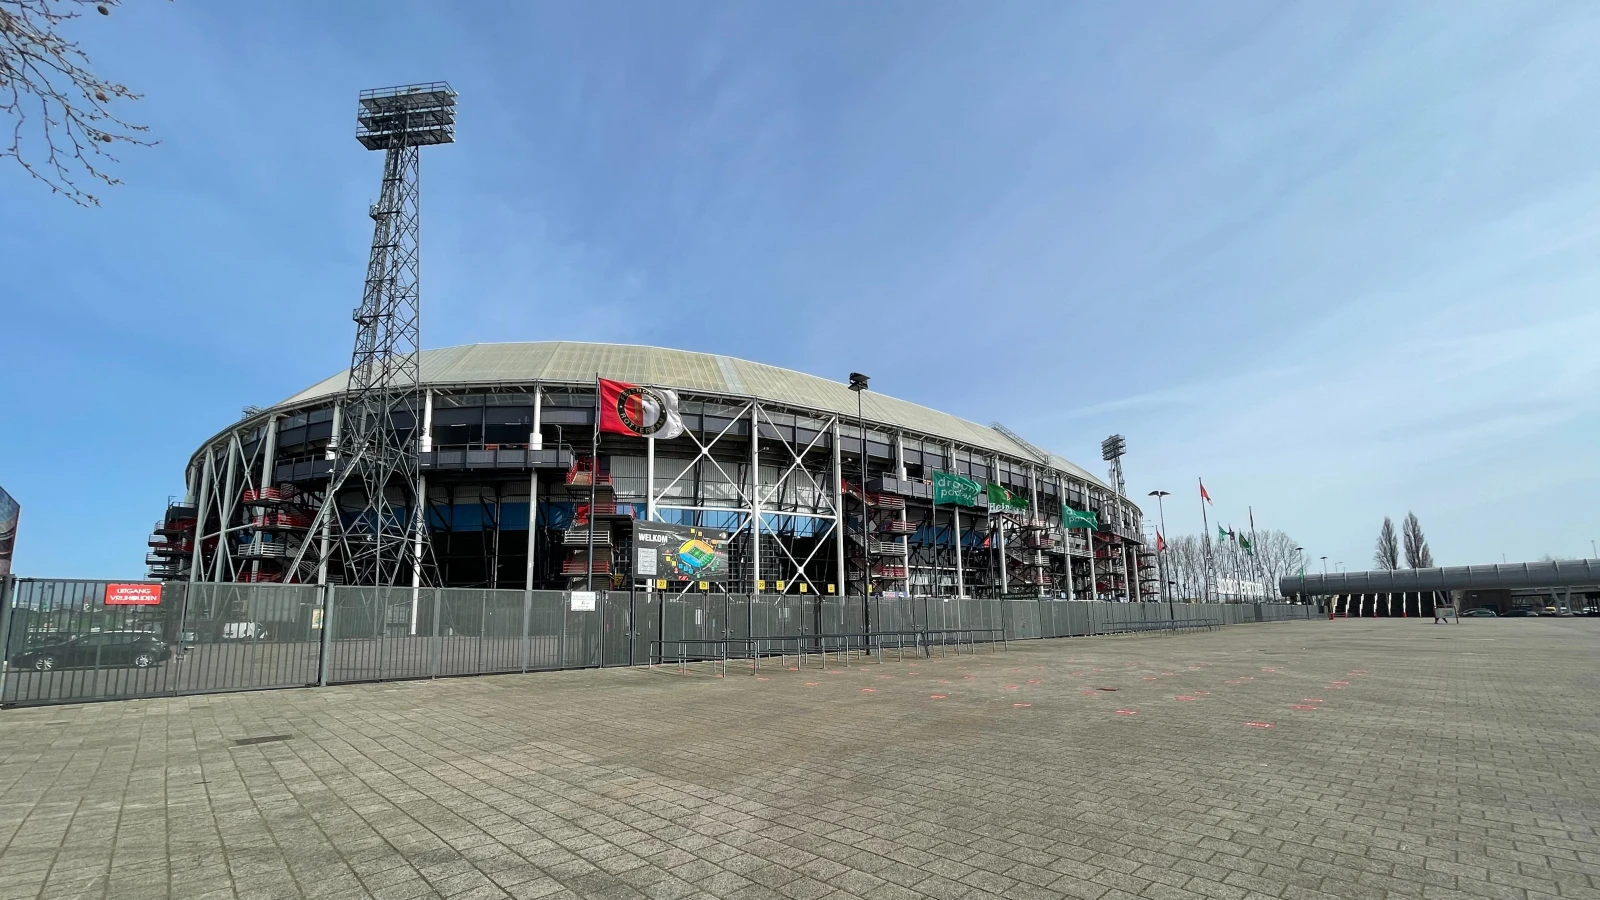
[598, 378, 685, 440]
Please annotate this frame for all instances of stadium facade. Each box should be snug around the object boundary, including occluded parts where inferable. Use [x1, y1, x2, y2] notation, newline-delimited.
[149, 342, 1154, 600]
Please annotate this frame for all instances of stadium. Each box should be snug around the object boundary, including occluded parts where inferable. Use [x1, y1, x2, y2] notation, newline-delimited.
[149, 342, 1155, 602]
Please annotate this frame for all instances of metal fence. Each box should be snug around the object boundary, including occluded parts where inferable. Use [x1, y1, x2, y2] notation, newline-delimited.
[0, 575, 1317, 708]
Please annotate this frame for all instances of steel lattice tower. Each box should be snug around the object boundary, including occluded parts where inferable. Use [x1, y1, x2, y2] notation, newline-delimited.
[296, 83, 456, 587]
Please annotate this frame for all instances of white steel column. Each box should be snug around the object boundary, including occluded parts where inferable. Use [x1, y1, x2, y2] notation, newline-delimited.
[316, 406, 342, 586]
[894, 433, 908, 590]
[1086, 505, 1098, 602]
[646, 435, 656, 522]
[188, 451, 214, 583]
[952, 447, 965, 598]
[994, 456, 1007, 596]
[211, 436, 242, 582]
[750, 403, 761, 594]
[254, 415, 280, 583]
[832, 418, 845, 600]
[410, 389, 434, 632]
[525, 386, 542, 591]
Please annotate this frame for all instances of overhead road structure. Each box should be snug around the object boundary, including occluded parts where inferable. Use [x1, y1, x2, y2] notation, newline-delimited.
[155, 342, 1150, 602]
[1281, 559, 1600, 616]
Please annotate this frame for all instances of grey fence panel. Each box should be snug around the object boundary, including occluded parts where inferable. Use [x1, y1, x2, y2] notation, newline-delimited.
[564, 591, 602, 668]
[726, 594, 752, 642]
[2, 579, 185, 706]
[173, 583, 322, 694]
[1005, 601, 1041, 640]
[525, 590, 566, 670]
[631, 592, 660, 664]
[601, 591, 631, 666]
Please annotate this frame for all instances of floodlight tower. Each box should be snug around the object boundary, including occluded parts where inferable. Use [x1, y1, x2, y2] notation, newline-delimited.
[1101, 434, 1127, 498]
[301, 83, 456, 587]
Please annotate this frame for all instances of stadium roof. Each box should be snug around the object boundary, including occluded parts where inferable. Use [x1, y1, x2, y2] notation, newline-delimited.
[278, 342, 1110, 488]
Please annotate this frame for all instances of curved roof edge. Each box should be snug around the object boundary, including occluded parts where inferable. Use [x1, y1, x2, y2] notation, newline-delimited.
[272, 341, 1112, 490]
[1279, 560, 1600, 596]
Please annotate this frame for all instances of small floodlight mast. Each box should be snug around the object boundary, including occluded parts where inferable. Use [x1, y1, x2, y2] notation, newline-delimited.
[295, 83, 456, 588]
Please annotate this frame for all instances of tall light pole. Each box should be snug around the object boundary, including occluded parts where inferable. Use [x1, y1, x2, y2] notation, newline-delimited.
[1294, 546, 1304, 603]
[1320, 555, 1328, 576]
[1336, 561, 1345, 573]
[1147, 490, 1171, 619]
[847, 373, 870, 618]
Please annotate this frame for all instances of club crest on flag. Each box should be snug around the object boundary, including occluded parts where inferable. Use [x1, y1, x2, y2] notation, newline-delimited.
[599, 378, 684, 439]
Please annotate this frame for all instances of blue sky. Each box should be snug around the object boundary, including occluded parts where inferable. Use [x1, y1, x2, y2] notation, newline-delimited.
[2, 1, 1597, 577]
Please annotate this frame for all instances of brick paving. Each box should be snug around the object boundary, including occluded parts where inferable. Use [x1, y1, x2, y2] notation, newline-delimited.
[1, 618, 1597, 900]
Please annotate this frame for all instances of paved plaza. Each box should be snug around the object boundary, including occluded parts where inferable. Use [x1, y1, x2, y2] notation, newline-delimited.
[1, 619, 1596, 900]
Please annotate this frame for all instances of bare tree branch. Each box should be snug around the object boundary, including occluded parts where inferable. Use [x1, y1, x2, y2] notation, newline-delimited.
[1402, 511, 1434, 568]
[1374, 517, 1399, 570]
[1, 0, 157, 206]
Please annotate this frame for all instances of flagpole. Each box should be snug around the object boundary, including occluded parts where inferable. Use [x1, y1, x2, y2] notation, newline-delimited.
[1198, 478, 1212, 603]
[1248, 506, 1263, 601]
[587, 374, 599, 592]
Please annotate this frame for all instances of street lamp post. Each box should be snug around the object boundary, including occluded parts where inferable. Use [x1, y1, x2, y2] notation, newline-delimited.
[1147, 490, 1172, 620]
[1320, 556, 1328, 576]
[847, 373, 870, 620]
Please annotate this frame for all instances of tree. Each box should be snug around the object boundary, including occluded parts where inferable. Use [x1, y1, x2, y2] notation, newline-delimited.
[1256, 530, 1304, 592]
[1374, 517, 1399, 570]
[2, 0, 155, 205]
[1402, 512, 1434, 568]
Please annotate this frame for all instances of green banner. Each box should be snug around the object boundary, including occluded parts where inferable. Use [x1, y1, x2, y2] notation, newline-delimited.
[986, 483, 1029, 513]
[932, 471, 981, 507]
[1062, 506, 1098, 530]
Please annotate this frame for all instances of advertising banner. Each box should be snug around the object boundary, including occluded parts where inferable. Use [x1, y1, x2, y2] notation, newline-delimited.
[1062, 506, 1099, 530]
[931, 472, 981, 507]
[986, 483, 1029, 513]
[633, 521, 730, 582]
[105, 584, 163, 606]
[0, 485, 16, 577]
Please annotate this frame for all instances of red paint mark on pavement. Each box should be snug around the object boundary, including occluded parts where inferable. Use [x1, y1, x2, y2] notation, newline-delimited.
[1261, 667, 1278, 672]
[861, 688, 876, 693]
[1291, 705, 1317, 710]
[1114, 709, 1138, 716]
[1026, 679, 1042, 685]
[930, 694, 948, 700]
[1176, 696, 1196, 701]
[1004, 685, 1019, 690]
[1081, 690, 1099, 696]
[804, 682, 820, 686]
[756, 677, 769, 682]
[1012, 703, 1032, 708]
[1244, 722, 1274, 728]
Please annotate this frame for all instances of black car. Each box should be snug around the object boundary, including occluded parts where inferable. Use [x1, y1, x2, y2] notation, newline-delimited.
[1460, 608, 1498, 617]
[9, 631, 172, 671]
[1503, 609, 1537, 618]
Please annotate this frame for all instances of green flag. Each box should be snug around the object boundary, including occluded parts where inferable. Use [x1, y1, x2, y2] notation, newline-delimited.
[985, 483, 1028, 513]
[1218, 524, 1228, 543]
[1240, 535, 1253, 555]
[1062, 506, 1098, 530]
[931, 471, 981, 507]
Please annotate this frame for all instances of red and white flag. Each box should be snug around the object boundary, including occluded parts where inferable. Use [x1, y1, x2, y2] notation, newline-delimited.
[1199, 479, 1213, 505]
[1156, 532, 1166, 552]
[597, 378, 684, 440]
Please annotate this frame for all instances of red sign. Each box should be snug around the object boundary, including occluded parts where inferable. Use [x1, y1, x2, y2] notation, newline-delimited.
[105, 584, 162, 606]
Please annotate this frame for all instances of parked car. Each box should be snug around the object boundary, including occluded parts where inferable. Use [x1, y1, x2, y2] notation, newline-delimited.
[1542, 606, 1558, 616]
[1504, 609, 1537, 617]
[8, 631, 172, 671]
[220, 622, 270, 641]
[1460, 608, 1498, 617]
